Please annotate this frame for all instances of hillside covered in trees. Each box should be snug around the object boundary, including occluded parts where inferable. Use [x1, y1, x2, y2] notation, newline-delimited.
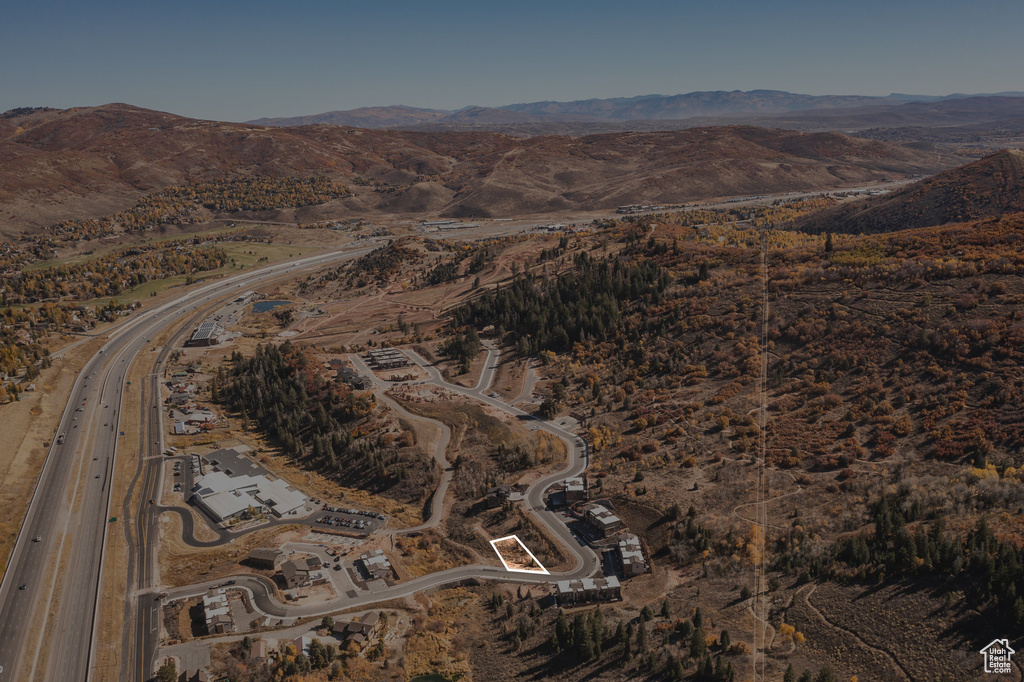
[454, 250, 671, 355]
[218, 342, 437, 504]
[30, 176, 352, 243]
[0, 243, 227, 304]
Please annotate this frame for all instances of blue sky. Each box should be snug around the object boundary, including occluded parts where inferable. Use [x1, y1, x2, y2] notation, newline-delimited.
[1, 0, 1022, 122]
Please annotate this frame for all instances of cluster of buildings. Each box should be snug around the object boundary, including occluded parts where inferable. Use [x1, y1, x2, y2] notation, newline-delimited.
[580, 502, 651, 576]
[616, 204, 666, 214]
[247, 548, 327, 591]
[171, 405, 218, 435]
[166, 370, 220, 434]
[357, 549, 393, 581]
[325, 358, 372, 390]
[366, 348, 409, 370]
[548, 500, 650, 607]
[190, 447, 308, 524]
[167, 381, 197, 407]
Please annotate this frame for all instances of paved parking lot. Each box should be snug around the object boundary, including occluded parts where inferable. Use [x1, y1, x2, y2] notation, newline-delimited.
[310, 505, 386, 534]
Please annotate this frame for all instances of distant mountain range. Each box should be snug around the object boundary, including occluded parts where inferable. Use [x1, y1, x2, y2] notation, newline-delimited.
[247, 90, 1024, 133]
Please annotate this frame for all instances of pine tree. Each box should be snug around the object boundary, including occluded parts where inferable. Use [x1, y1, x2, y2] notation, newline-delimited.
[690, 627, 707, 659]
[815, 666, 837, 682]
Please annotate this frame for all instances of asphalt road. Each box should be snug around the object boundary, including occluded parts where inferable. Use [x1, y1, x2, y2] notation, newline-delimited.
[0, 240, 382, 682]
[402, 345, 598, 576]
[348, 353, 454, 534]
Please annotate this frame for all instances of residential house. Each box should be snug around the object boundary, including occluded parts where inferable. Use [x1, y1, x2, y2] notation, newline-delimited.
[281, 559, 312, 588]
[618, 534, 649, 577]
[338, 367, 371, 390]
[485, 484, 513, 509]
[357, 550, 393, 580]
[248, 548, 285, 570]
[563, 476, 587, 502]
[554, 576, 621, 606]
[248, 640, 269, 660]
[332, 611, 384, 651]
[168, 392, 192, 406]
[582, 503, 623, 538]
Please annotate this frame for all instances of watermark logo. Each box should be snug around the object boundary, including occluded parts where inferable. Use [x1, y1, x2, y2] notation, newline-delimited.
[980, 638, 1015, 674]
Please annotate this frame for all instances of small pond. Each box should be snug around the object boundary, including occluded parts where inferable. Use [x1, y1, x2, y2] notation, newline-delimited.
[252, 300, 290, 313]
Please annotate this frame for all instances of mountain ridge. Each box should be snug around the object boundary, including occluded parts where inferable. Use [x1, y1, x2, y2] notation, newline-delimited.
[246, 90, 1024, 130]
[0, 103, 959, 237]
[791, 148, 1024, 234]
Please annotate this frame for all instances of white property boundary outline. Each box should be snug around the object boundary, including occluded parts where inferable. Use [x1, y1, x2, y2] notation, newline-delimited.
[489, 534, 550, 575]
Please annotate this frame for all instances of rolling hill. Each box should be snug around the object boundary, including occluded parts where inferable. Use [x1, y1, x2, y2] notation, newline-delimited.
[792, 148, 1024, 234]
[0, 103, 958, 237]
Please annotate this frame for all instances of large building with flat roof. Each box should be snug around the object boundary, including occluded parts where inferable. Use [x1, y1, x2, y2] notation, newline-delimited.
[186, 321, 223, 347]
[190, 447, 307, 523]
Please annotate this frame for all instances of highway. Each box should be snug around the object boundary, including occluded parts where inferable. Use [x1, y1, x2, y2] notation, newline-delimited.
[0, 231, 599, 682]
[0, 240, 381, 682]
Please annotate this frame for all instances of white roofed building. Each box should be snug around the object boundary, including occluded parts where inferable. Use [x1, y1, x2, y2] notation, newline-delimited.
[191, 468, 307, 523]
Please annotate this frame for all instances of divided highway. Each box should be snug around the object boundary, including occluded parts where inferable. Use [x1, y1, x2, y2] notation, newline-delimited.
[0, 240, 381, 682]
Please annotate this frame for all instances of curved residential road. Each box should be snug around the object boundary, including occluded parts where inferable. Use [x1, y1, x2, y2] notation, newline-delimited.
[164, 549, 595, 621]
[403, 345, 596, 575]
[0, 239, 384, 682]
[348, 354, 454, 535]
